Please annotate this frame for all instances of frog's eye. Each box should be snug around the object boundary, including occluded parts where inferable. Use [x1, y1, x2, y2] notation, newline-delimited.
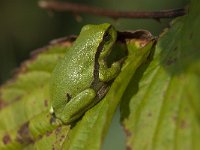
[104, 32, 111, 42]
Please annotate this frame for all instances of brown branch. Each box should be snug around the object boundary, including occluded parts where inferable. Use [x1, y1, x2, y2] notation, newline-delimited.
[39, 1, 186, 19]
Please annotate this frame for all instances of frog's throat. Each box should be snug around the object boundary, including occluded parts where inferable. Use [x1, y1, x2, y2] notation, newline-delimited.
[90, 25, 113, 90]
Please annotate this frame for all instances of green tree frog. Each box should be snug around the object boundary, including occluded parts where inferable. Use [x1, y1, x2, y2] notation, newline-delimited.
[50, 23, 123, 124]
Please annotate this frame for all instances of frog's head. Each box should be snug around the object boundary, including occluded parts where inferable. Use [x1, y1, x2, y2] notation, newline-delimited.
[79, 23, 117, 60]
[81, 23, 117, 45]
[99, 24, 117, 58]
[85, 23, 117, 59]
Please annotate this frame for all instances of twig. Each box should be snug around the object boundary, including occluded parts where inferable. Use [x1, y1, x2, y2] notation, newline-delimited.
[39, 1, 186, 19]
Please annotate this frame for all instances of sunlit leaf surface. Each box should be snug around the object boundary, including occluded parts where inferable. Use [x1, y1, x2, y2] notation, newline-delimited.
[0, 32, 154, 149]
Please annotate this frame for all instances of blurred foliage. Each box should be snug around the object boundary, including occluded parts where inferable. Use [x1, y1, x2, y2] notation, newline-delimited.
[0, 0, 187, 84]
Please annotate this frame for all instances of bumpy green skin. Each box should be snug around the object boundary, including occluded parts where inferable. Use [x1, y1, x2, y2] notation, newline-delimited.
[50, 23, 121, 123]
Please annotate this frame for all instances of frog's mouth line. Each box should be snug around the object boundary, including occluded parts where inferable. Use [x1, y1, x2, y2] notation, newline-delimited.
[90, 25, 113, 89]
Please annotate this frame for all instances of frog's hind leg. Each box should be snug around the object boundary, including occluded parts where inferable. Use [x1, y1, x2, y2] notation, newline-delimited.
[59, 88, 96, 124]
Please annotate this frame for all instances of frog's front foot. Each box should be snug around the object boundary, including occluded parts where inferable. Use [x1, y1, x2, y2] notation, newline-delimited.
[99, 61, 121, 82]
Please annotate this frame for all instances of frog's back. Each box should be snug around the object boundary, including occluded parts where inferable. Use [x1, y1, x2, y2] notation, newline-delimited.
[51, 24, 111, 111]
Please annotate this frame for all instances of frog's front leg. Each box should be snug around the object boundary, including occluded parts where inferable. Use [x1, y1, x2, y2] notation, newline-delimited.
[99, 60, 121, 82]
[58, 88, 96, 124]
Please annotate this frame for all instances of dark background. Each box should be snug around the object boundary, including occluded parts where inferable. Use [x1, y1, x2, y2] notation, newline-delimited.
[0, 0, 188, 149]
[0, 0, 188, 84]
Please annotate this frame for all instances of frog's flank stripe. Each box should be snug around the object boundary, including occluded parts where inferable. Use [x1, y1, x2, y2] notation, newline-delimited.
[91, 25, 112, 89]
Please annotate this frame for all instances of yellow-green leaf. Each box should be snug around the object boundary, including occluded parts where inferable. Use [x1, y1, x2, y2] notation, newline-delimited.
[0, 34, 154, 150]
[0, 39, 72, 149]
[122, 0, 200, 149]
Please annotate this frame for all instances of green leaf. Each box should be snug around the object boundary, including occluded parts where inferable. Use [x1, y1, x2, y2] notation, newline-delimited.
[0, 40, 72, 149]
[121, 0, 200, 149]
